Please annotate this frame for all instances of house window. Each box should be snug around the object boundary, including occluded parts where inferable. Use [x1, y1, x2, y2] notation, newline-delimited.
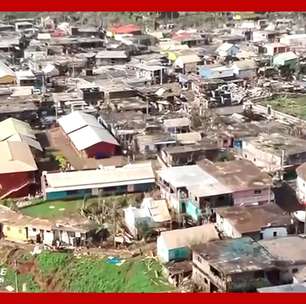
[273, 231, 277, 237]
[292, 268, 299, 274]
[244, 154, 248, 158]
[253, 158, 256, 162]
[32, 228, 37, 232]
[197, 256, 202, 263]
[210, 266, 221, 278]
[67, 190, 79, 195]
[260, 232, 263, 239]
[6, 227, 10, 231]
[254, 189, 262, 194]
[204, 278, 208, 284]
[18, 229, 23, 234]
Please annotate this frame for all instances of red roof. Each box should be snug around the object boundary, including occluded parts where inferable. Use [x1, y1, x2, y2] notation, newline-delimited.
[172, 32, 192, 41]
[51, 29, 66, 37]
[111, 24, 141, 34]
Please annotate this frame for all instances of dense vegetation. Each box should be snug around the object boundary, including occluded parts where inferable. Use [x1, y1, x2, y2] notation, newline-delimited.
[0, 248, 172, 292]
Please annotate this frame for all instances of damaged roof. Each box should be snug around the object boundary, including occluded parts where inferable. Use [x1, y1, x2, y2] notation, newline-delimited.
[0, 117, 42, 151]
[159, 223, 219, 250]
[215, 203, 292, 235]
[296, 163, 306, 181]
[259, 236, 306, 265]
[243, 133, 306, 156]
[197, 159, 272, 191]
[163, 117, 191, 128]
[96, 50, 129, 59]
[193, 236, 276, 275]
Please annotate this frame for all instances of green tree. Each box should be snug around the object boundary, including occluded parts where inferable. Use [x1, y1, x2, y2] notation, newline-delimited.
[136, 221, 153, 242]
[55, 154, 68, 170]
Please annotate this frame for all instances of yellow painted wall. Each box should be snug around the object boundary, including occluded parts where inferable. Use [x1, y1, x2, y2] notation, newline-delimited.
[0, 75, 16, 85]
[3, 224, 27, 242]
[168, 52, 177, 61]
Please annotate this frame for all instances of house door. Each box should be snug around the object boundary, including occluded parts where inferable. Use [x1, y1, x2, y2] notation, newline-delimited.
[181, 202, 186, 213]
[210, 282, 219, 293]
[36, 234, 41, 243]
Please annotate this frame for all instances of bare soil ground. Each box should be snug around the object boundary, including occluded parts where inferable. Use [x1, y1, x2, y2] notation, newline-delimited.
[47, 127, 127, 170]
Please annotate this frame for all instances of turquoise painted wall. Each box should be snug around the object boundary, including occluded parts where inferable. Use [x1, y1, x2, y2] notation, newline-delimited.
[169, 247, 191, 261]
[186, 200, 201, 221]
[158, 237, 191, 263]
[46, 189, 90, 201]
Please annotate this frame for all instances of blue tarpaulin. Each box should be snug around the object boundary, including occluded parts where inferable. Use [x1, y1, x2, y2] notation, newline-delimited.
[106, 256, 122, 265]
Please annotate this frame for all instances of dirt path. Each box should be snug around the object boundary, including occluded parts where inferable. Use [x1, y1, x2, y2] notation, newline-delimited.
[47, 128, 127, 170]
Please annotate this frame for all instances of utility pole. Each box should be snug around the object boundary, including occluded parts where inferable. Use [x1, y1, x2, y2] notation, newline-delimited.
[55, 103, 58, 121]
[72, 60, 75, 78]
[146, 96, 149, 122]
[304, 206, 306, 234]
[14, 260, 18, 292]
[113, 200, 117, 247]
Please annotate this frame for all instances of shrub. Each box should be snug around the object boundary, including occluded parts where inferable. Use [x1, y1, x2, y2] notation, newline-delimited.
[37, 251, 70, 275]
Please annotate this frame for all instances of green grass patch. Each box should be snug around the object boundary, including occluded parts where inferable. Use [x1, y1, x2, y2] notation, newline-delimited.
[20, 199, 84, 219]
[20, 194, 140, 220]
[35, 251, 172, 292]
[37, 251, 70, 276]
[65, 257, 172, 292]
[0, 265, 40, 292]
[261, 96, 306, 120]
[0, 250, 172, 292]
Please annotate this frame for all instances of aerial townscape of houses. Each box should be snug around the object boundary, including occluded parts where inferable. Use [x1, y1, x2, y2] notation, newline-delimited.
[3, 11, 306, 292]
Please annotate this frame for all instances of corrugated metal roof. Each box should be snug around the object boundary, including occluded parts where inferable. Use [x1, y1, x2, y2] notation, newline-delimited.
[68, 125, 119, 150]
[57, 111, 102, 134]
[174, 54, 201, 65]
[0, 61, 15, 78]
[0, 118, 42, 151]
[273, 51, 298, 62]
[163, 117, 191, 128]
[44, 162, 155, 192]
[96, 50, 128, 59]
[0, 118, 35, 140]
[216, 42, 234, 53]
[142, 198, 171, 223]
[0, 141, 37, 173]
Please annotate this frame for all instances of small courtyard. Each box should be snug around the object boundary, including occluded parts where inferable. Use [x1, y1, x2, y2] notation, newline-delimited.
[20, 194, 141, 219]
[260, 96, 306, 120]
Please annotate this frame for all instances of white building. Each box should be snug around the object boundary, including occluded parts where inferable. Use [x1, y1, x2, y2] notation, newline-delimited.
[124, 197, 171, 238]
[296, 163, 306, 205]
[216, 43, 239, 58]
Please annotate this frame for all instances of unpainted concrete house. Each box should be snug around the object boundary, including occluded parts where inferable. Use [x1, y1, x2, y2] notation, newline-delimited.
[215, 203, 294, 240]
[95, 50, 130, 66]
[192, 237, 282, 292]
[259, 236, 306, 284]
[241, 133, 306, 173]
[197, 159, 274, 207]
